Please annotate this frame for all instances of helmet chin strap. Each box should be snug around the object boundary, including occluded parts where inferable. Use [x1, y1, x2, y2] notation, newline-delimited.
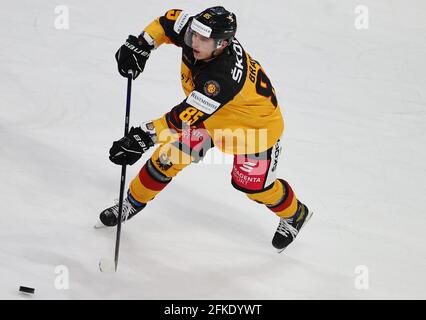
[207, 39, 227, 60]
[210, 49, 220, 59]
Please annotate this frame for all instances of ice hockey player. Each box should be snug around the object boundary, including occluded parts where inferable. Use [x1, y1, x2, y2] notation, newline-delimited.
[99, 6, 312, 252]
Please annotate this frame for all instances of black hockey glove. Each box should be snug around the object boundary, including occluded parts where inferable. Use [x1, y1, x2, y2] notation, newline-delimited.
[115, 35, 153, 80]
[109, 126, 155, 166]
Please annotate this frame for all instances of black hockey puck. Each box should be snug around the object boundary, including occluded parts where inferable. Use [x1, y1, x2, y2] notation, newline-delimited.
[19, 286, 35, 294]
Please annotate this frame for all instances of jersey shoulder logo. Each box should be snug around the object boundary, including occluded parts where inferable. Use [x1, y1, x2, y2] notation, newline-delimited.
[203, 80, 220, 97]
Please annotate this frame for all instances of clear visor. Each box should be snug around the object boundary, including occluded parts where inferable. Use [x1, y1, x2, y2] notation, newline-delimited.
[184, 21, 224, 51]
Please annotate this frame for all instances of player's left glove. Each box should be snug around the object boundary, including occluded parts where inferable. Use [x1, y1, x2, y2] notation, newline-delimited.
[109, 126, 155, 165]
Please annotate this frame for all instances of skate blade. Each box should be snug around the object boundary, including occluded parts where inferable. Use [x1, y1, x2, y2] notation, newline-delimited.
[94, 221, 108, 229]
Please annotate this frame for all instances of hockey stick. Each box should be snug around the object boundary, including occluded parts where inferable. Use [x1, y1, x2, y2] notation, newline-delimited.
[99, 70, 133, 273]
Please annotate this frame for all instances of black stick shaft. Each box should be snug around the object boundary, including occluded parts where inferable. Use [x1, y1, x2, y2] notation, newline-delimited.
[114, 73, 133, 271]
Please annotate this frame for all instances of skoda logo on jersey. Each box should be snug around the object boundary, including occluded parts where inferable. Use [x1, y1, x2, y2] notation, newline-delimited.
[203, 80, 220, 97]
[231, 39, 244, 83]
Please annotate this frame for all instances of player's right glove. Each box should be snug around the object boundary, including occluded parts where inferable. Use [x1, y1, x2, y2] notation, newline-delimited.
[115, 34, 153, 80]
[109, 126, 155, 165]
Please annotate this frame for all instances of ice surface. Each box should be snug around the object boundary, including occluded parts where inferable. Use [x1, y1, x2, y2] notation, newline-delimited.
[0, 0, 425, 299]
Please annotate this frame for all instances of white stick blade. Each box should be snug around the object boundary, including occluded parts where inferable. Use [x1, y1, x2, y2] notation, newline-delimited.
[99, 258, 116, 273]
[94, 221, 107, 229]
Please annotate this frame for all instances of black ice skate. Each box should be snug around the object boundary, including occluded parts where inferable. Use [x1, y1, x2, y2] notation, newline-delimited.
[272, 201, 313, 253]
[96, 195, 146, 228]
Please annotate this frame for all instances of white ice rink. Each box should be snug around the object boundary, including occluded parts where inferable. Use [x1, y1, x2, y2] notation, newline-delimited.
[0, 0, 425, 299]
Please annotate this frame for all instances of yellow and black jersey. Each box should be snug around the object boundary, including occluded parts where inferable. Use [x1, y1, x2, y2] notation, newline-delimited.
[145, 9, 284, 154]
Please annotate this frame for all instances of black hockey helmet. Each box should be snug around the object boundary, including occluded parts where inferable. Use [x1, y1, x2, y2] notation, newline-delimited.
[193, 6, 237, 40]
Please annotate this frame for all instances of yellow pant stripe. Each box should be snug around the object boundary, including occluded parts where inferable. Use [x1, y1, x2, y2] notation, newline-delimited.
[129, 143, 193, 204]
[274, 195, 298, 218]
[246, 180, 284, 205]
[246, 179, 299, 219]
[129, 175, 160, 204]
